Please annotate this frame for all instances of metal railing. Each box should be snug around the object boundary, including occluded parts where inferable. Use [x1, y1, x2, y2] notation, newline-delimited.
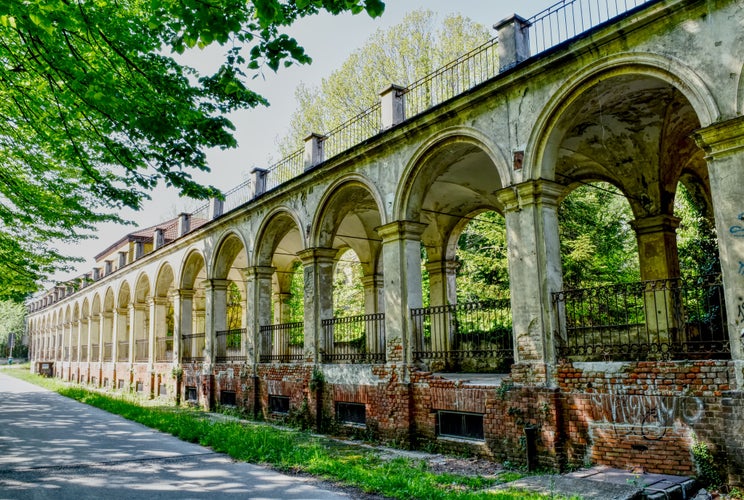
[324, 103, 382, 159]
[71, 346, 78, 362]
[215, 328, 245, 362]
[321, 313, 385, 364]
[552, 274, 730, 362]
[156, 337, 174, 362]
[90, 344, 99, 362]
[223, 180, 253, 213]
[103, 342, 113, 362]
[181, 332, 205, 363]
[80, 345, 88, 362]
[528, 0, 655, 54]
[405, 38, 499, 118]
[411, 299, 514, 373]
[259, 322, 304, 363]
[117, 341, 129, 361]
[134, 339, 149, 362]
[265, 149, 304, 192]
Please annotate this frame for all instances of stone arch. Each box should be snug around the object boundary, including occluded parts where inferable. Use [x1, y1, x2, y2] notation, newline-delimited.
[180, 249, 206, 290]
[312, 175, 385, 277]
[254, 207, 306, 267]
[395, 128, 511, 224]
[526, 52, 720, 185]
[154, 263, 176, 298]
[212, 231, 249, 281]
[737, 63, 744, 116]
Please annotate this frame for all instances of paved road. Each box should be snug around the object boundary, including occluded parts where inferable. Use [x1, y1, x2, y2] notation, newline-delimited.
[0, 372, 352, 499]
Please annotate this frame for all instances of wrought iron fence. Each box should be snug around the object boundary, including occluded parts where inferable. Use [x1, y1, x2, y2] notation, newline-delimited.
[265, 149, 304, 192]
[181, 332, 205, 363]
[405, 38, 499, 118]
[103, 342, 113, 362]
[259, 322, 304, 363]
[156, 337, 174, 362]
[134, 339, 149, 362]
[90, 344, 99, 362]
[552, 274, 730, 362]
[324, 103, 382, 159]
[411, 299, 514, 373]
[117, 341, 129, 361]
[223, 179, 253, 213]
[321, 313, 385, 363]
[527, 0, 655, 54]
[215, 328, 244, 362]
[80, 345, 88, 362]
[71, 346, 78, 361]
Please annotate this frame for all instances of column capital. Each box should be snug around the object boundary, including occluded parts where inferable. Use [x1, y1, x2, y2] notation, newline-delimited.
[425, 259, 459, 274]
[361, 274, 384, 288]
[297, 247, 338, 265]
[241, 266, 276, 281]
[630, 214, 681, 235]
[203, 278, 230, 291]
[148, 296, 169, 307]
[693, 115, 744, 159]
[496, 179, 564, 213]
[176, 288, 195, 300]
[375, 220, 427, 243]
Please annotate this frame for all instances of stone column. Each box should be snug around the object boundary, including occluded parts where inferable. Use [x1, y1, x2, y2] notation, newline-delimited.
[424, 260, 459, 356]
[204, 279, 229, 368]
[376, 221, 427, 365]
[298, 248, 337, 363]
[149, 297, 168, 367]
[630, 214, 681, 351]
[694, 116, 744, 379]
[173, 289, 193, 364]
[496, 180, 564, 385]
[244, 266, 274, 365]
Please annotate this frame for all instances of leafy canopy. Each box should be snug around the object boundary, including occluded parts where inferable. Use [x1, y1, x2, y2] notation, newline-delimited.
[0, 0, 384, 300]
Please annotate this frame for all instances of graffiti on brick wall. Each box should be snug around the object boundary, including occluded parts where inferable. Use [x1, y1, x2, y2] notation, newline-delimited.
[590, 385, 704, 441]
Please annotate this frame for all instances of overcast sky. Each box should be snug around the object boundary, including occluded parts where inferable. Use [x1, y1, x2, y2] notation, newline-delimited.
[50, 0, 554, 284]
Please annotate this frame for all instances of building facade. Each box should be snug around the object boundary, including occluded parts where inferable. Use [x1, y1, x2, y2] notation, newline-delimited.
[26, 0, 744, 484]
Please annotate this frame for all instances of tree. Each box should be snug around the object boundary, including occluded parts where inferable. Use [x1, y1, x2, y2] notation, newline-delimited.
[0, 0, 384, 300]
[278, 10, 491, 154]
[455, 211, 510, 302]
[0, 300, 26, 357]
[558, 182, 640, 289]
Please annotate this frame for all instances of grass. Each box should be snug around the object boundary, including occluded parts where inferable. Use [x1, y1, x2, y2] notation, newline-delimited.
[2, 366, 570, 499]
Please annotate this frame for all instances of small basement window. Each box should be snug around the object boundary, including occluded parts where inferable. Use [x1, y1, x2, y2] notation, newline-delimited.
[159, 384, 168, 397]
[220, 390, 236, 406]
[437, 411, 485, 441]
[135, 381, 144, 393]
[269, 395, 290, 414]
[117, 379, 126, 389]
[336, 402, 366, 425]
[185, 386, 198, 402]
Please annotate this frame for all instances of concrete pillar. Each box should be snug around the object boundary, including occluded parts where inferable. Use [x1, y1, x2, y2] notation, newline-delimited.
[172, 289, 193, 364]
[298, 248, 338, 362]
[497, 180, 563, 384]
[118, 251, 128, 268]
[252, 167, 268, 198]
[304, 133, 326, 171]
[178, 213, 191, 236]
[204, 279, 229, 368]
[631, 215, 681, 281]
[244, 266, 275, 365]
[376, 221, 428, 365]
[694, 116, 744, 377]
[153, 228, 165, 250]
[426, 260, 458, 307]
[209, 198, 224, 220]
[494, 15, 531, 72]
[380, 84, 406, 130]
[361, 274, 385, 315]
[149, 297, 167, 367]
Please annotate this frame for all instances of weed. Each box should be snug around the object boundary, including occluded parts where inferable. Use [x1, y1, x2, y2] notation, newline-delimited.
[691, 435, 722, 489]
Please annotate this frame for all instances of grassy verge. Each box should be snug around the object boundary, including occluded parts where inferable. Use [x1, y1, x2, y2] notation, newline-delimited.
[3, 367, 568, 500]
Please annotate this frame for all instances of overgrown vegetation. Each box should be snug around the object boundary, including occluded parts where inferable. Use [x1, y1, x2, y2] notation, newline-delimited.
[3, 369, 568, 500]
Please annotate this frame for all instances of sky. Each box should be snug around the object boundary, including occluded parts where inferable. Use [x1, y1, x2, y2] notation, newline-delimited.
[50, 0, 554, 284]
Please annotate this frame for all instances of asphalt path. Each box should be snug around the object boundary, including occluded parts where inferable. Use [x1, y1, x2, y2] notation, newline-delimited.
[0, 372, 353, 499]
